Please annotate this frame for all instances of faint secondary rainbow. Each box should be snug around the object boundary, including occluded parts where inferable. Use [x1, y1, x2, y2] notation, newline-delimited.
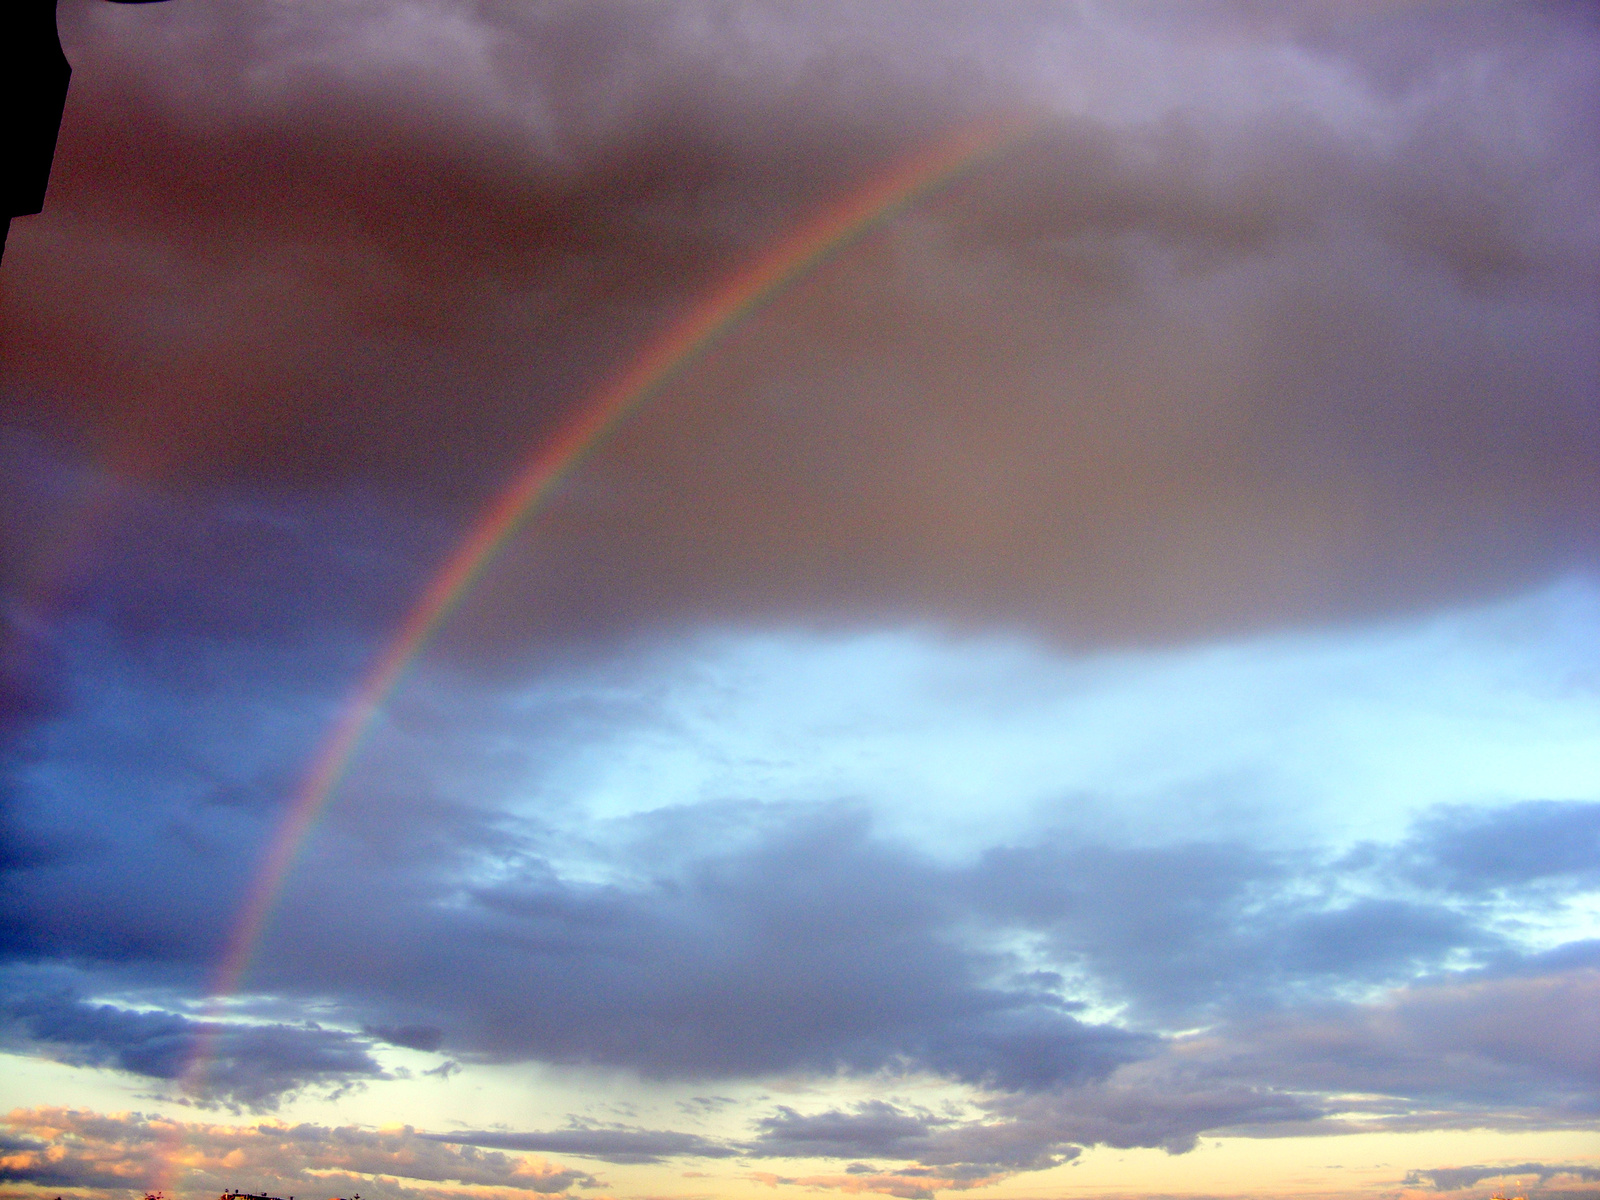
[171, 111, 1039, 1115]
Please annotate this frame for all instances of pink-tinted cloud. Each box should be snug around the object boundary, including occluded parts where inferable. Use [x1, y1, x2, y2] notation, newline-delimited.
[0, 1107, 595, 1197]
[1205, 967, 1600, 1115]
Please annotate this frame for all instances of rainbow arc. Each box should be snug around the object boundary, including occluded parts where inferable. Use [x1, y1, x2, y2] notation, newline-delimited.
[158, 114, 1040, 1192]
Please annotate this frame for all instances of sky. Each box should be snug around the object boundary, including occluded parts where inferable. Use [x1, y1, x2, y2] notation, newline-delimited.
[1, 3, 1598, 1200]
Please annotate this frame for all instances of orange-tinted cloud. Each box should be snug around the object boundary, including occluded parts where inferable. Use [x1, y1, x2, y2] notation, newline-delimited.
[0, 1107, 595, 1197]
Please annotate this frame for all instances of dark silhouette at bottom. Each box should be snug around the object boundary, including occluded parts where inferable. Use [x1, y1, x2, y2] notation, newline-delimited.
[2, 0, 172, 263]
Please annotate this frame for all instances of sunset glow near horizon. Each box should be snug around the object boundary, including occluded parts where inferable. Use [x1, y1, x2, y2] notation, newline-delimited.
[1, 4, 1597, 1200]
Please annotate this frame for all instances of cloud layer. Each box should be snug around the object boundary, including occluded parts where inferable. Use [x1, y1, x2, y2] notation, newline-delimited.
[0, 1107, 594, 1195]
[2, 2, 1597, 1197]
[5, 0, 1596, 650]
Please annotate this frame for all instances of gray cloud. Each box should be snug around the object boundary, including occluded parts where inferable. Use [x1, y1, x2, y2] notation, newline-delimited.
[745, 1080, 1319, 1172]
[971, 840, 1503, 1024]
[750, 1102, 953, 1162]
[832, 959, 1600, 1170]
[973, 1073, 1326, 1158]
[364, 1023, 445, 1052]
[5, 699, 1591, 1107]
[428, 1126, 739, 1165]
[1, 992, 388, 1110]
[743, 1099, 1083, 1174]
[0, 773, 1156, 1090]
[333, 804, 1590, 1117]
[1398, 801, 1600, 894]
[1198, 967, 1600, 1119]
[1405, 1163, 1600, 1192]
[345, 805, 1156, 1088]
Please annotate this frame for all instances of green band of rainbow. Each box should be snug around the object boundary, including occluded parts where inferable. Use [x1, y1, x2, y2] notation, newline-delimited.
[176, 114, 1039, 1116]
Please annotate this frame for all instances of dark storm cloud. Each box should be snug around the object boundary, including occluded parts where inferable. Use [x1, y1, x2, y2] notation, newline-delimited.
[0, 463, 521, 979]
[1, 992, 389, 1110]
[0, 655, 72, 874]
[0, 0, 1593, 651]
[0, 1108, 597, 1194]
[12, 0, 974, 496]
[429, 1125, 738, 1165]
[0, 432, 450, 649]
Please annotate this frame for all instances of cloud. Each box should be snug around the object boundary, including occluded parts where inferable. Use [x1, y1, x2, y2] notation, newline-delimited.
[428, 1125, 739, 1166]
[750, 1102, 954, 1162]
[1201, 967, 1600, 1117]
[1, 993, 388, 1111]
[970, 840, 1502, 1024]
[1, 7, 1595, 1194]
[0, 1107, 595, 1195]
[1397, 801, 1600, 894]
[1, 782, 1158, 1089]
[6, 563, 1599, 1140]
[4, 674, 1593, 1103]
[3, 0, 1594, 652]
[364, 1023, 445, 1052]
[780, 965, 1600, 1170]
[1405, 1164, 1600, 1192]
[746, 1099, 1086, 1175]
[375, 804, 1154, 1087]
[970, 1072, 1325, 1159]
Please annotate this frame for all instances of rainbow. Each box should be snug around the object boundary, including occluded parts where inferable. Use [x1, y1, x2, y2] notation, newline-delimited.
[174, 112, 1038, 1112]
